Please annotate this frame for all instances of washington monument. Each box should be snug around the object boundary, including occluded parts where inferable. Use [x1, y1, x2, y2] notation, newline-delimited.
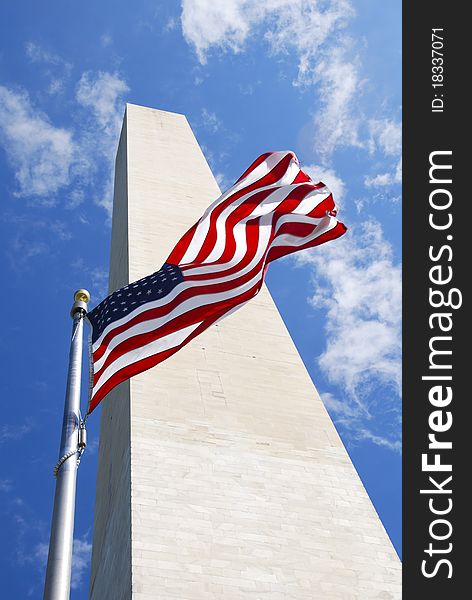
[89, 103, 401, 599]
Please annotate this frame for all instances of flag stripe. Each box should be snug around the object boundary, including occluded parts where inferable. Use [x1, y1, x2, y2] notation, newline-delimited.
[177, 152, 296, 265]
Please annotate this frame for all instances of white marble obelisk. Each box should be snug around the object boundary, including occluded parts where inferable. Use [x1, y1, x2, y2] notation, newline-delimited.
[89, 104, 401, 600]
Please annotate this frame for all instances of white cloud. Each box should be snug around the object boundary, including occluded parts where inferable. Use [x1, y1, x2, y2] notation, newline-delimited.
[0, 420, 35, 445]
[33, 536, 92, 590]
[25, 42, 71, 69]
[214, 171, 229, 191]
[201, 108, 222, 133]
[164, 16, 178, 32]
[365, 158, 402, 188]
[181, 0, 353, 72]
[181, 0, 251, 63]
[312, 42, 362, 160]
[66, 188, 85, 210]
[100, 33, 113, 47]
[295, 219, 401, 450]
[180, 0, 403, 173]
[357, 428, 402, 453]
[71, 258, 109, 299]
[70, 537, 93, 589]
[363, 120, 402, 188]
[0, 479, 13, 492]
[0, 86, 76, 200]
[369, 119, 402, 157]
[25, 42, 72, 96]
[181, 1, 362, 160]
[76, 72, 128, 141]
[2, 213, 73, 268]
[303, 163, 345, 206]
[321, 391, 357, 419]
[47, 78, 66, 95]
[76, 71, 129, 214]
[0, 70, 128, 216]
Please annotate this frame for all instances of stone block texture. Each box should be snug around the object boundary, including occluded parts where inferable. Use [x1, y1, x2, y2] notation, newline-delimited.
[89, 104, 401, 599]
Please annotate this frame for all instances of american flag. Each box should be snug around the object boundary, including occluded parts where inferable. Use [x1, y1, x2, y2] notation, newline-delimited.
[86, 151, 346, 413]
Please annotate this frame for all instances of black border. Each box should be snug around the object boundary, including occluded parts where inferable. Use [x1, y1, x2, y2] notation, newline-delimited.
[403, 3, 466, 597]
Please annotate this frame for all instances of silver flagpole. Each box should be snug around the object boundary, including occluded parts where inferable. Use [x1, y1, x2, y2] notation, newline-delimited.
[44, 289, 90, 600]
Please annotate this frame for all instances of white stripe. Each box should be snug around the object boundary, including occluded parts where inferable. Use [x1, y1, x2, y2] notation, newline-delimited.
[180, 152, 297, 264]
[183, 215, 273, 286]
[273, 213, 325, 235]
[92, 322, 203, 396]
[93, 269, 264, 373]
[201, 164, 301, 266]
[184, 182, 299, 275]
[292, 186, 331, 214]
[269, 215, 338, 249]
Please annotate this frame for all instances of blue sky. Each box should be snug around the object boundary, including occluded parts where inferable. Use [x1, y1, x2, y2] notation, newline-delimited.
[0, 1, 401, 596]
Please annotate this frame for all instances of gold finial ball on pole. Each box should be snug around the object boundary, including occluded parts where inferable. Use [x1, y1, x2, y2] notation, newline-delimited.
[71, 289, 91, 317]
[74, 289, 91, 304]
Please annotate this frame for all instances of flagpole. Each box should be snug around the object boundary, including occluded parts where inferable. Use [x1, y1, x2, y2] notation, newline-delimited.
[43, 289, 90, 600]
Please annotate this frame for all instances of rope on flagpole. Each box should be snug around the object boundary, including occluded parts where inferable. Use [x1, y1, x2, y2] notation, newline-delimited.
[53, 449, 78, 477]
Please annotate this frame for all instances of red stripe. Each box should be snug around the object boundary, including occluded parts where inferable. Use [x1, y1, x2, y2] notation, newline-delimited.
[292, 169, 311, 184]
[184, 215, 261, 282]
[191, 153, 295, 265]
[182, 186, 275, 276]
[265, 221, 347, 264]
[235, 152, 273, 183]
[166, 222, 199, 265]
[306, 194, 335, 218]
